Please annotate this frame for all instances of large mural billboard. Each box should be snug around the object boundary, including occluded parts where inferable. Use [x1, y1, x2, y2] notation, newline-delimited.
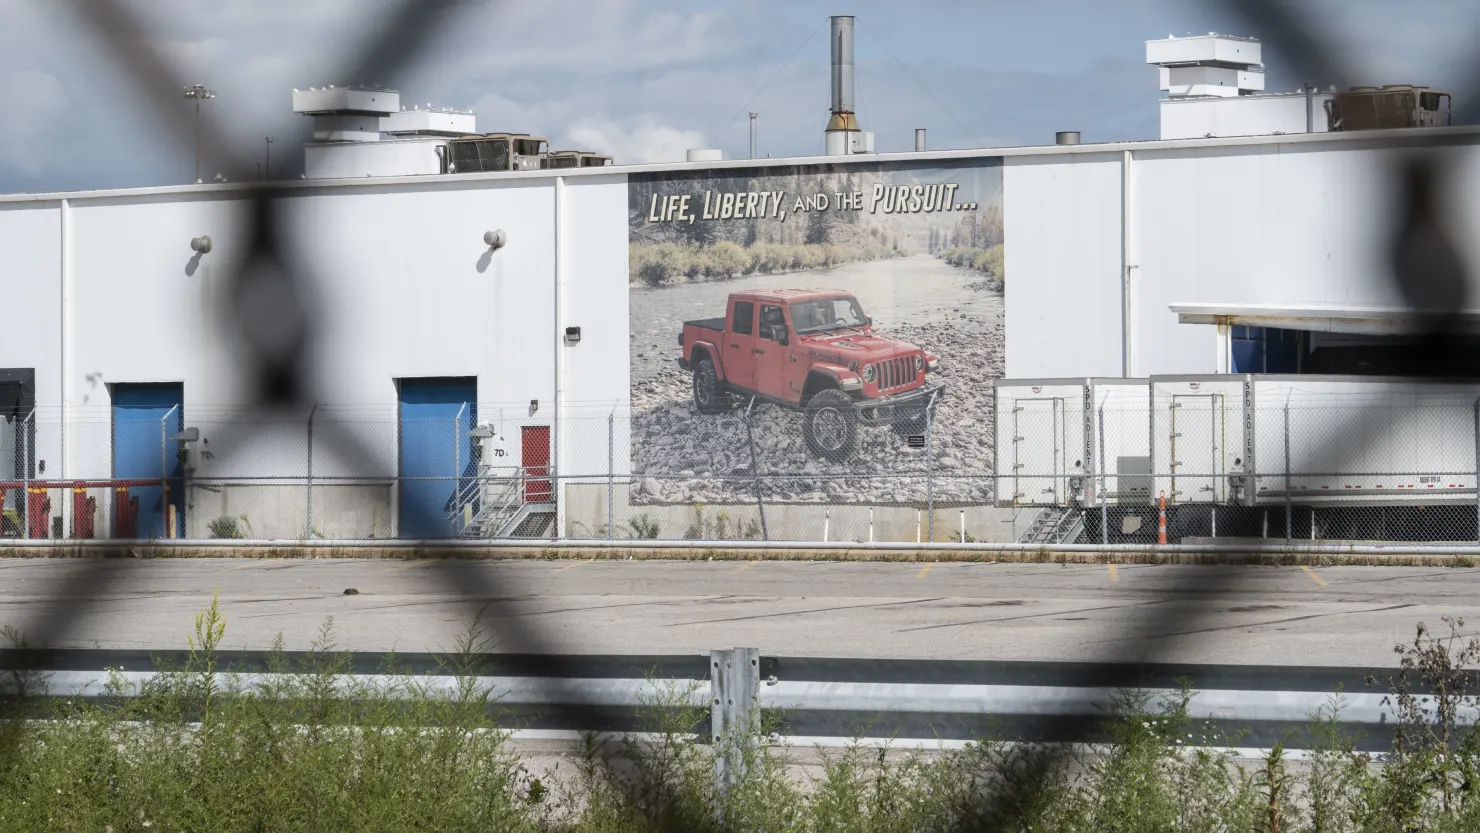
[629, 158, 1004, 506]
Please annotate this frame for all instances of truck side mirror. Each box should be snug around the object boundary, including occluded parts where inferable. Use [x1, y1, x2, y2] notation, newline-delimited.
[768, 324, 788, 345]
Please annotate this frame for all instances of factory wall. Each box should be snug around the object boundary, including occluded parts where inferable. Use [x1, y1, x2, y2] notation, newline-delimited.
[1, 172, 631, 538]
[7, 129, 1480, 538]
[1002, 152, 1125, 378]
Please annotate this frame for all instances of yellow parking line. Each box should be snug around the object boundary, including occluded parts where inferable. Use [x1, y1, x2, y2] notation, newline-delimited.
[554, 559, 596, 573]
[917, 561, 937, 580]
[1301, 565, 1327, 587]
[1107, 563, 1118, 583]
[728, 561, 759, 575]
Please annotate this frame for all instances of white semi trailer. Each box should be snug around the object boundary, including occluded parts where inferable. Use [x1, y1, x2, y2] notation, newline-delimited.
[994, 374, 1480, 543]
[992, 378, 1151, 510]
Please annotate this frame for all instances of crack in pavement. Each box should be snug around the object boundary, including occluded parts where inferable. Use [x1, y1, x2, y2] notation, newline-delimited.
[667, 597, 949, 627]
[894, 600, 1167, 633]
[1081, 603, 1420, 645]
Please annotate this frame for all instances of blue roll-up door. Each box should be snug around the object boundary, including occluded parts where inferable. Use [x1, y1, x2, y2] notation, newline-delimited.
[398, 377, 477, 538]
[112, 383, 184, 539]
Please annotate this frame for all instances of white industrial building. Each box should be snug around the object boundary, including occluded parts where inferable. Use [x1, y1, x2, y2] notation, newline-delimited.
[1, 26, 1475, 543]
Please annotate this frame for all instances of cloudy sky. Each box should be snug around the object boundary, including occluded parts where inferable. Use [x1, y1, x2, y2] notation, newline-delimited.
[1, 0, 1476, 194]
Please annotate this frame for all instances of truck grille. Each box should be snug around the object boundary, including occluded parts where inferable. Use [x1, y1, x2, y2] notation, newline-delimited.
[873, 357, 918, 392]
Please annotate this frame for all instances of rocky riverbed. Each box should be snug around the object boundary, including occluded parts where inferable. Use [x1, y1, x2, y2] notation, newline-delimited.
[629, 256, 1004, 505]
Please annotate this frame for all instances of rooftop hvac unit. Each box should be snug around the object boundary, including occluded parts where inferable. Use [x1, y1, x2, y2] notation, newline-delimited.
[442, 133, 549, 173]
[543, 150, 615, 169]
[1327, 85, 1452, 131]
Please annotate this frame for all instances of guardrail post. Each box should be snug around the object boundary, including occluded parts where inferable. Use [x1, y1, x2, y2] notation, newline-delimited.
[711, 646, 760, 810]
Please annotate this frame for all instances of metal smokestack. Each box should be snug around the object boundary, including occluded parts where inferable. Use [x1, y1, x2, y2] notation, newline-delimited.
[915, 128, 927, 152]
[825, 15, 861, 155]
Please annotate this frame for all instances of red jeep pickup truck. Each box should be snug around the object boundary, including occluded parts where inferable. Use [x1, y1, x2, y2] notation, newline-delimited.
[677, 289, 944, 460]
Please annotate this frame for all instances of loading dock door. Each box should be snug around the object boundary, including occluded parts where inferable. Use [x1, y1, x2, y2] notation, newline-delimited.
[398, 378, 476, 538]
[112, 383, 184, 538]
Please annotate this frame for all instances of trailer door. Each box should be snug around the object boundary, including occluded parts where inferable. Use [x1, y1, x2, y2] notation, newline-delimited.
[1169, 394, 1227, 503]
[1012, 397, 1066, 506]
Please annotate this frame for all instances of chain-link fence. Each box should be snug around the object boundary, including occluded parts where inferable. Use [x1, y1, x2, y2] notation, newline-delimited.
[9, 383, 1480, 545]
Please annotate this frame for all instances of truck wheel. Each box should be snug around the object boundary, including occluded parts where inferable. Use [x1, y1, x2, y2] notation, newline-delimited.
[804, 389, 857, 461]
[691, 355, 725, 414]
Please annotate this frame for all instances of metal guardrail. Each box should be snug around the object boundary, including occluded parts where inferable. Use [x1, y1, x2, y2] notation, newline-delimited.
[0, 646, 1447, 753]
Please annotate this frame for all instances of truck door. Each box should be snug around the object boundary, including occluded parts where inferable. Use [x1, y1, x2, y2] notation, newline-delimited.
[755, 304, 794, 402]
[724, 299, 756, 393]
[1012, 397, 1066, 506]
[1169, 394, 1226, 503]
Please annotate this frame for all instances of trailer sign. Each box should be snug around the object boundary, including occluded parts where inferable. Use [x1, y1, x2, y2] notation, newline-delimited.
[907, 435, 926, 448]
[1420, 475, 1441, 484]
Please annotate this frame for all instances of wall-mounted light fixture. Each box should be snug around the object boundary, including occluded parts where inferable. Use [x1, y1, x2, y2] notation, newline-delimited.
[565, 326, 581, 344]
[170, 427, 201, 443]
[529, 399, 539, 413]
[483, 229, 508, 250]
[190, 235, 212, 254]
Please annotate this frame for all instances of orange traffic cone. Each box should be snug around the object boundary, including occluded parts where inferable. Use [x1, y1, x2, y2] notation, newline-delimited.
[1157, 491, 1168, 545]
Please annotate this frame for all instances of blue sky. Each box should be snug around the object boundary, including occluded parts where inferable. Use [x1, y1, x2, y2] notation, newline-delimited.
[1, 0, 1475, 193]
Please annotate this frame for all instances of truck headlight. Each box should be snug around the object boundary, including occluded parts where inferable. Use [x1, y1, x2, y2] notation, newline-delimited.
[914, 354, 924, 372]
[862, 364, 876, 383]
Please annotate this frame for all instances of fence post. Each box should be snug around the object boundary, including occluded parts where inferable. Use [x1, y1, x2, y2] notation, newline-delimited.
[1474, 398, 1479, 545]
[823, 506, 830, 543]
[711, 646, 760, 814]
[926, 393, 935, 542]
[21, 409, 32, 540]
[607, 410, 615, 540]
[452, 404, 466, 538]
[161, 404, 179, 540]
[743, 398, 769, 541]
[306, 404, 317, 539]
[868, 506, 874, 543]
[1097, 405, 1108, 544]
[1283, 404, 1292, 546]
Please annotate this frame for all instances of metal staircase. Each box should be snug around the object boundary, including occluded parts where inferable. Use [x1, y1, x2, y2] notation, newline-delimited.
[1019, 506, 1085, 545]
[453, 465, 557, 539]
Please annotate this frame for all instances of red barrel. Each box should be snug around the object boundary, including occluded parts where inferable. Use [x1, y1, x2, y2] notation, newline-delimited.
[72, 488, 95, 539]
[27, 487, 50, 539]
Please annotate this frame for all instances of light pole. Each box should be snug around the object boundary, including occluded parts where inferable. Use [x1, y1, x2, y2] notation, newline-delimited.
[182, 84, 216, 183]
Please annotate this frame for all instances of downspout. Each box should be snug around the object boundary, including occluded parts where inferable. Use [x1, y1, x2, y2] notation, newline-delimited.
[1121, 150, 1136, 377]
[554, 176, 566, 538]
[60, 198, 72, 537]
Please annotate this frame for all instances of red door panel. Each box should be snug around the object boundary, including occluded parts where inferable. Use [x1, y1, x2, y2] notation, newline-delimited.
[522, 426, 552, 502]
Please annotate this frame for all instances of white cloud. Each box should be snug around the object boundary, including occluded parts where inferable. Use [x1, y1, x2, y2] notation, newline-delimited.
[564, 117, 706, 163]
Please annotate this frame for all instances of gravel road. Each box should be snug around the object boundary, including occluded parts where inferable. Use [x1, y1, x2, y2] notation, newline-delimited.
[629, 255, 1004, 505]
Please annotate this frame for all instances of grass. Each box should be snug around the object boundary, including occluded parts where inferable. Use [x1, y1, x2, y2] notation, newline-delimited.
[5, 602, 1480, 830]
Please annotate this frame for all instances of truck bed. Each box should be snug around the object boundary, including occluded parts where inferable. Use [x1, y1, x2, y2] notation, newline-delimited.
[683, 317, 726, 332]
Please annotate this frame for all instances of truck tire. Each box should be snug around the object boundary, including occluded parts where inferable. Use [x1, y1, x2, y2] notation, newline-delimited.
[804, 389, 857, 461]
[691, 355, 726, 414]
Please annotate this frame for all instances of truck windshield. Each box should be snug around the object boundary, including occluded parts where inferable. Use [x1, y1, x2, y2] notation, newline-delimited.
[790, 296, 868, 334]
